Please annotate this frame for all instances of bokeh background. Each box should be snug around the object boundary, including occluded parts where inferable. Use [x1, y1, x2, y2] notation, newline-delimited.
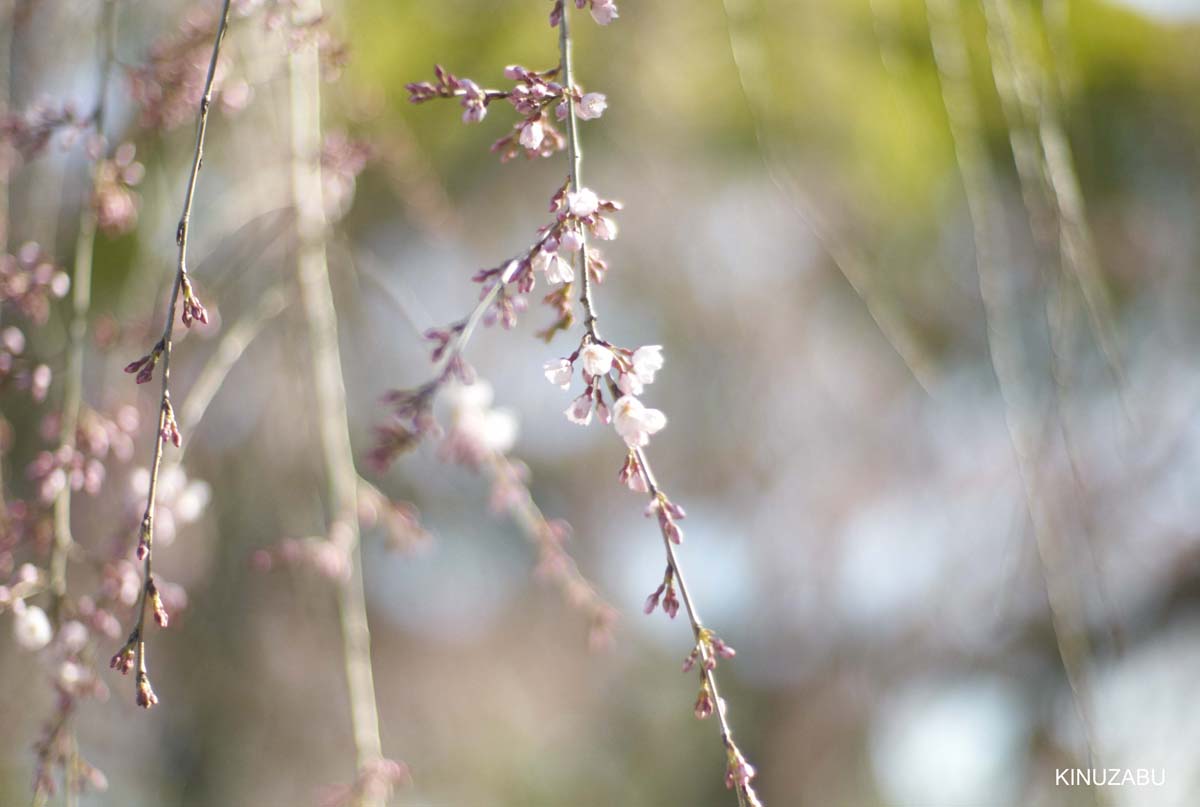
[3, 0, 1200, 804]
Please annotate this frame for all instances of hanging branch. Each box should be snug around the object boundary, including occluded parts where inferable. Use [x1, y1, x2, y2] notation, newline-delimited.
[375, 1, 762, 801]
[111, 0, 232, 709]
[554, 5, 760, 803]
[287, 0, 399, 802]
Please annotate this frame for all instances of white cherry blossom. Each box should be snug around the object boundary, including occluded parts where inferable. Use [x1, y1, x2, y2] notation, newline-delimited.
[612, 395, 666, 448]
[579, 343, 614, 376]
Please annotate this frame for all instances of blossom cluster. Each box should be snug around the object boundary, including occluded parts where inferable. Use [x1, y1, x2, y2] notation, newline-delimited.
[378, 2, 762, 801]
[546, 340, 664, 445]
[0, 242, 70, 323]
[406, 63, 607, 162]
[0, 572, 113, 800]
[26, 406, 140, 504]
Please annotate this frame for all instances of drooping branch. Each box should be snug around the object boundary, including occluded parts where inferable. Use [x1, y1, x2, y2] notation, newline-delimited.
[111, 0, 232, 709]
[556, 5, 760, 802]
[926, 0, 1104, 792]
[287, 0, 387, 799]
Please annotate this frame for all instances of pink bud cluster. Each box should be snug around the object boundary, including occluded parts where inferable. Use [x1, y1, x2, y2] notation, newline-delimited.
[406, 63, 608, 163]
[643, 565, 681, 619]
[725, 746, 762, 805]
[122, 339, 164, 384]
[682, 628, 737, 674]
[180, 274, 210, 327]
[369, 381, 443, 471]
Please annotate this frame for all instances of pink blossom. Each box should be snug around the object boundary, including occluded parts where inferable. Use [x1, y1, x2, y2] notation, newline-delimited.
[13, 602, 52, 651]
[544, 358, 573, 389]
[579, 343, 614, 376]
[531, 248, 552, 275]
[577, 92, 607, 120]
[519, 119, 545, 150]
[560, 227, 583, 252]
[590, 0, 619, 25]
[545, 253, 574, 283]
[612, 395, 666, 448]
[565, 393, 593, 426]
[590, 215, 618, 240]
[567, 187, 599, 217]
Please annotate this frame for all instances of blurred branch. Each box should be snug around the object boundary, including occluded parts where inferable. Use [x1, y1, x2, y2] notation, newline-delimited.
[927, 0, 1105, 792]
[176, 285, 290, 457]
[980, 0, 1126, 403]
[287, 0, 386, 801]
[49, 0, 118, 625]
[718, 0, 937, 395]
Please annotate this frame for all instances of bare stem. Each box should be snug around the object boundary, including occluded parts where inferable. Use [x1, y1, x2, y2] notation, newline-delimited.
[50, 0, 117, 624]
[557, 6, 600, 340]
[288, 0, 384, 796]
[120, 0, 233, 708]
[32, 2, 119, 799]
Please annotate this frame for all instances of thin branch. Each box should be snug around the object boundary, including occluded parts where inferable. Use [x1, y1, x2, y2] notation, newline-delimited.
[557, 7, 599, 340]
[927, 0, 1104, 797]
[357, 252, 615, 639]
[559, 5, 760, 804]
[176, 284, 289, 455]
[287, 0, 385, 797]
[980, 0, 1125, 402]
[49, 0, 118, 625]
[112, 0, 233, 709]
[717, 0, 936, 395]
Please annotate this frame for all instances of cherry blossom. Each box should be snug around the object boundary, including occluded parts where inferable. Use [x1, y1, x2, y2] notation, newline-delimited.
[443, 381, 519, 455]
[619, 345, 664, 395]
[565, 393, 594, 426]
[13, 601, 52, 651]
[567, 187, 599, 217]
[544, 358, 573, 389]
[577, 92, 607, 120]
[612, 395, 666, 448]
[579, 343, 614, 376]
[588, 0, 619, 25]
